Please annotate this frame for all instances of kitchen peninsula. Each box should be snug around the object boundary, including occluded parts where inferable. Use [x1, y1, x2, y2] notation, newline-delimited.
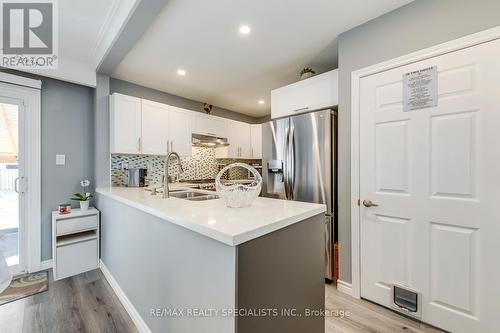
[96, 187, 326, 333]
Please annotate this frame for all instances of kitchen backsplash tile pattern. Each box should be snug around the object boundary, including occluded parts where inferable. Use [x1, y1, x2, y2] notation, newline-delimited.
[111, 147, 260, 186]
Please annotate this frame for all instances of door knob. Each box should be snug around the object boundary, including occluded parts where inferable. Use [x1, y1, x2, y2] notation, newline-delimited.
[363, 200, 379, 207]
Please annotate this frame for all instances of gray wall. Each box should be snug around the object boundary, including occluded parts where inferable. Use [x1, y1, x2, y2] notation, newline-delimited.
[40, 77, 94, 260]
[337, 0, 500, 283]
[3, 70, 94, 261]
[94, 75, 111, 188]
[110, 78, 260, 124]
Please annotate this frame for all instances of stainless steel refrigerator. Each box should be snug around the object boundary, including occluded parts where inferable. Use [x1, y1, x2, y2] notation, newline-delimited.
[262, 109, 337, 281]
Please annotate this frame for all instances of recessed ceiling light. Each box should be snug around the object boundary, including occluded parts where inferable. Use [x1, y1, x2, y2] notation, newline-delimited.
[177, 69, 186, 76]
[258, 100, 265, 105]
[239, 25, 251, 35]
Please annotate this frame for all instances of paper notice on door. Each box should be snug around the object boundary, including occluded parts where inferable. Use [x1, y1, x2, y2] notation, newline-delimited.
[403, 66, 438, 112]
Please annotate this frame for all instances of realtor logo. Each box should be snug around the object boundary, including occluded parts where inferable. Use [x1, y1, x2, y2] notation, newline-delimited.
[1, 0, 58, 68]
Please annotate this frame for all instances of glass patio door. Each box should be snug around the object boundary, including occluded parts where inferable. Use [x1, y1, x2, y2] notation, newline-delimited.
[0, 97, 25, 276]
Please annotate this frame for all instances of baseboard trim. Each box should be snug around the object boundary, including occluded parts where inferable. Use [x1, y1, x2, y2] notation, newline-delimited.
[99, 260, 151, 333]
[40, 259, 53, 271]
[337, 279, 354, 297]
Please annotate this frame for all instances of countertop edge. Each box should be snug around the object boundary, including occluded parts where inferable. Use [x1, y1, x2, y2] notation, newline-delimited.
[96, 188, 326, 246]
[96, 188, 237, 245]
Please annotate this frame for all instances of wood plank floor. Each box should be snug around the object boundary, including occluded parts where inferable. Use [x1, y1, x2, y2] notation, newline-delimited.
[0, 269, 137, 333]
[0, 269, 444, 333]
[325, 284, 445, 333]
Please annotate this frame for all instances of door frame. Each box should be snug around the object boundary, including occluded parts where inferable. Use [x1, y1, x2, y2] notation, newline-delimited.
[349, 25, 500, 299]
[0, 73, 42, 273]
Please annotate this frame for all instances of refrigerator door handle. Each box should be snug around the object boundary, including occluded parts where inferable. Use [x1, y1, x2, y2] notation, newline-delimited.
[283, 127, 290, 199]
[289, 125, 295, 200]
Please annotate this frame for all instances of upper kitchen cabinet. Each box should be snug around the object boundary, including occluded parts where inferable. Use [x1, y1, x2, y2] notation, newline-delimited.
[168, 106, 192, 156]
[226, 120, 251, 158]
[110, 93, 192, 156]
[271, 69, 338, 119]
[191, 113, 227, 138]
[110, 93, 142, 154]
[141, 99, 170, 155]
[250, 124, 262, 159]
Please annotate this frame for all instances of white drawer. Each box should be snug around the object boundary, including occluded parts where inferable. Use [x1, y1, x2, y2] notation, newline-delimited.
[57, 215, 98, 235]
[56, 238, 98, 280]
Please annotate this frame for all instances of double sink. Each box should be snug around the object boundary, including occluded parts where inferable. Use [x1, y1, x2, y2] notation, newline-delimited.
[169, 191, 219, 201]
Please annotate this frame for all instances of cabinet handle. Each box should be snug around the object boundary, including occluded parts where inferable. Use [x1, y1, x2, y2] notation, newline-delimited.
[293, 106, 309, 112]
[167, 140, 170, 153]
[170, 141, 173, 152]
[251, 148, 254, 157]
[137, 138, 141, 152]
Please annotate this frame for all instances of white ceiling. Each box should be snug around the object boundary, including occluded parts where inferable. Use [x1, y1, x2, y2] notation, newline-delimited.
[26, 0, 135, 86]
[113, 0, 413, 117]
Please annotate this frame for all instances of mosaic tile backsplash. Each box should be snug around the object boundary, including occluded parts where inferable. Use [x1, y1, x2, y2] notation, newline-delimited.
[111, 147, 261, 187]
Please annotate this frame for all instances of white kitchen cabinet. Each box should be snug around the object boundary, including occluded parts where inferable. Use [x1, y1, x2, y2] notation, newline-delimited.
[250, 124, 262, 158]
[141, 100, 170, 155]
[226, 120, 251, 158]
[271, 69, 338, 119]
[110, 93, 142, 154]
[191, 113, 227, 138]
[110, 94, 193, 156]
[169, 106, 192, 156]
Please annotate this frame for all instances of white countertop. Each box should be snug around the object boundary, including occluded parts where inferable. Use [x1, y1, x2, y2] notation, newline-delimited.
[96, 187, 326, 246]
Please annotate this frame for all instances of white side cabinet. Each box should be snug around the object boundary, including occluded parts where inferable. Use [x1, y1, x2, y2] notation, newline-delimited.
[110, 93, 142, 154]
[52, 208, 100, 281]
[271, 69, 338, 119]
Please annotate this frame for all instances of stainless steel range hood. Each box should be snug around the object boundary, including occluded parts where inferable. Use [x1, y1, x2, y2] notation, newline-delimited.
[191, 133, 229, 147]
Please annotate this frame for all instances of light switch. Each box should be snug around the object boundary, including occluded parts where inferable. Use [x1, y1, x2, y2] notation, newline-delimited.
[56, 154, 66, 166]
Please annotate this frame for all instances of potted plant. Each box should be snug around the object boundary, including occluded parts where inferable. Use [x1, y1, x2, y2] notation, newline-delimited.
[71, 180, 93, 211]
[299, 67, 316, 80]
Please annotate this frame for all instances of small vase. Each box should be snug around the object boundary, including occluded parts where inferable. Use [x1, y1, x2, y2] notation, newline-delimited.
[80, 200, 89, 211]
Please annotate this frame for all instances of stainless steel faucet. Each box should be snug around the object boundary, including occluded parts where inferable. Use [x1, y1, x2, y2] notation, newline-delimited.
[163, 152, 183, 198]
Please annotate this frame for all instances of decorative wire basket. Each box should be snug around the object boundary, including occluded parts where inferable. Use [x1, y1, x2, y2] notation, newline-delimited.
[215, 163, 262, 208]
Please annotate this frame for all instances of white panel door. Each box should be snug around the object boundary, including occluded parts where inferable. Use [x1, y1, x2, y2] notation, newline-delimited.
[250, 124, 262, 158]
[359, 39, 500, 333]
[141, 100, 169, 155]
[110, 93, 141, 154]
[169, 106, 192, 156]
